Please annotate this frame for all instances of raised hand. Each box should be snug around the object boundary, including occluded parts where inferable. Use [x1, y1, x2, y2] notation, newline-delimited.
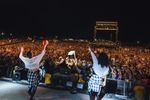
[21, 47, 24, 52]
[45, 40, 49, 46]
[88, 47, 92, 52]
[44, 40, 49, 50]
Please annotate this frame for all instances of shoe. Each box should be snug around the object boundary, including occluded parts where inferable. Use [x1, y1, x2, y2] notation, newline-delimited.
[30, 97, 34, 100]
[28, 91, 31, 96]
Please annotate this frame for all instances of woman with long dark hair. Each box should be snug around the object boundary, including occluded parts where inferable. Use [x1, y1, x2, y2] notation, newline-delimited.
[88, 47, 109, 100]
[19, 41, 48, 100]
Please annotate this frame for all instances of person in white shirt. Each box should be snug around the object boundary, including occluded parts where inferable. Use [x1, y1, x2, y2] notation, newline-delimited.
[19, 42, 48, 100]
[88, 47, 109, 100]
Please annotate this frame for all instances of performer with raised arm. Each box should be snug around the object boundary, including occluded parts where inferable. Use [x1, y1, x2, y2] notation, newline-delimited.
[19, 41, 48, 100]
[88, 47, 109, 100]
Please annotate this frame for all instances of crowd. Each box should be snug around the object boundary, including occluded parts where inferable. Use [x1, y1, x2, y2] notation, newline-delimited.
[0, 39, 150, 99]
[1, 39, 150, 78]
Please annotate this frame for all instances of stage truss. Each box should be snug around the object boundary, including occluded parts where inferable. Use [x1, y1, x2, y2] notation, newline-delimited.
[94, 21, 119, 42]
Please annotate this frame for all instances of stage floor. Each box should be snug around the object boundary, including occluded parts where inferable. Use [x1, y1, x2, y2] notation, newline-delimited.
[0, 80, 89, 100]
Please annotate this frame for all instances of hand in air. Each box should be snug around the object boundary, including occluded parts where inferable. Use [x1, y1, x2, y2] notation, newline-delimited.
[45, 40, 49, 46]
[88, 47, 92, 52]
[43, 40, 49, 50]
[21, 47, 24, 52]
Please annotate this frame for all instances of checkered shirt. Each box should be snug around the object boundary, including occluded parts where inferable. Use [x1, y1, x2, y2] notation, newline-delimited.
[88, 74, 103, 92]
[27, 70, 40, 88]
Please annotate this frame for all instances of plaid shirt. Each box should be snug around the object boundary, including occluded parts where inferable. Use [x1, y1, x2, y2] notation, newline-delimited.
[27, 70, 40, 88]
[88, 74, 103, 92]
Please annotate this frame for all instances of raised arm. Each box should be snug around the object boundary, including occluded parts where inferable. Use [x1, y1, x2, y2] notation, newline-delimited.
[20, 47, 24, 55]
[88, 47, 98, 65]
[43, 41, 48, 51]
[32, 41, 48, 63]
[19, 47, 26, 61]
[41, 40, 49, 56]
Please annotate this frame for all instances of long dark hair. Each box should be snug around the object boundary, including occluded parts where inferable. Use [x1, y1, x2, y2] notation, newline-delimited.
[27, 51, 32, 58]
[98, 52, 109, 67]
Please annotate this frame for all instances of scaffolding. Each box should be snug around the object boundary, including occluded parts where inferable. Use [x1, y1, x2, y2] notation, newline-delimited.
[94, 21, 119, 42]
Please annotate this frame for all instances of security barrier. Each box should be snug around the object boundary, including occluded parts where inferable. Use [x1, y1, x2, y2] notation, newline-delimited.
[106, 78, 132, 96]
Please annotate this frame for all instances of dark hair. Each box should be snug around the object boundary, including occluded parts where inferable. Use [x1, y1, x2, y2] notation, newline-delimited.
[27, 51, 32, 58]
[98, 52, 109, 67]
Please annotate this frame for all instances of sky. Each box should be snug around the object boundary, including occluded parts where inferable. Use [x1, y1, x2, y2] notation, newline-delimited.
[0, 0, 150, 42]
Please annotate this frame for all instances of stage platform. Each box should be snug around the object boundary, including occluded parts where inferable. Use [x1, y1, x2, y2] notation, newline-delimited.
[0, 77, 134, 100]
[0, 80, 89, 100]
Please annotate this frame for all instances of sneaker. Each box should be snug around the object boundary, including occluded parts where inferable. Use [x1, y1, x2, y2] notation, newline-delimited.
[30, 97, 34, 100]
[28, 91, 31, 96]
